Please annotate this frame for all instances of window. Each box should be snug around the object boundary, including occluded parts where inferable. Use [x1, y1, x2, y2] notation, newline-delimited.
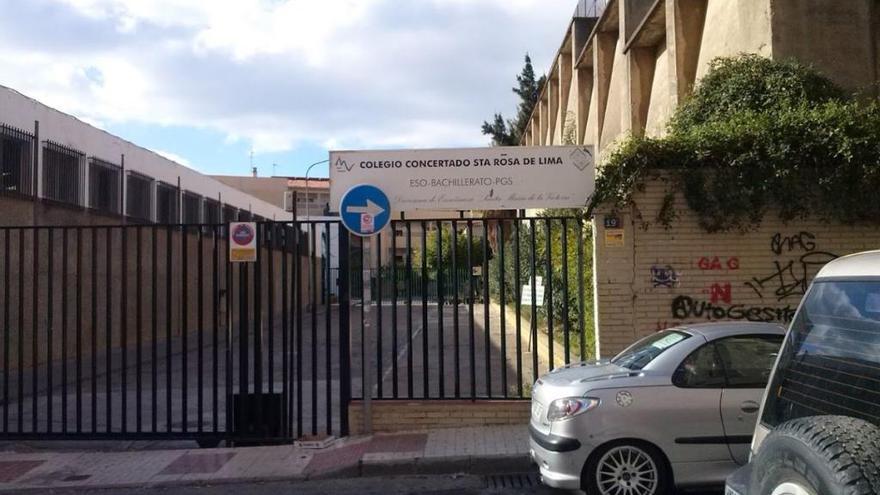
[126, 172, 153, 221]
[88, 157, 121, 214]
[611, 330, 691, 371]
[0, 124, 34, 196]
[673, 343, 727, 388]
[43, 141, 85, 205]
[762, 281, 880, 428]
[715, 335, 783, 388]
[238, 210, 252, 221]
[156, 182, 178, 224]
[182, 191, 202, 224]
[222, 204, 238, 223]
[204, 199, 220, 224]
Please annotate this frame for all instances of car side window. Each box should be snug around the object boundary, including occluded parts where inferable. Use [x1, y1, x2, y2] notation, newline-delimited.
[714, 335, 784, 388]
[672, 343, 726, 388]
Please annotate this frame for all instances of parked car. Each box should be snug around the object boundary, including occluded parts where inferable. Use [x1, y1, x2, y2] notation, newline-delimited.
[529, 322, 785, 494]
[726, 251, 880, 495]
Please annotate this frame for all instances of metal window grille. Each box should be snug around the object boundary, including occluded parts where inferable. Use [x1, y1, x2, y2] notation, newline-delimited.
[42, 141, 85, 205]
[0, 124, 34, 197]
[222, 204, 238, 223]
[238, 210, 252, 221]
[203, 198, 220, 224]
[156, 182, 179, 224]
[126, 171, 153, 221]
[87, 157, 121, 214]
[182, 191, 202, 224]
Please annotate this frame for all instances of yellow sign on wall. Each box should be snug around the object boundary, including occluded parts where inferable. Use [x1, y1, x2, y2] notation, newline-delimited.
[605, 228, 625, 248]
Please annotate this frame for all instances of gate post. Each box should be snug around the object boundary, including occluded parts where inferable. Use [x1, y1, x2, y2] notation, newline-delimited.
[338, 229, 351, 436]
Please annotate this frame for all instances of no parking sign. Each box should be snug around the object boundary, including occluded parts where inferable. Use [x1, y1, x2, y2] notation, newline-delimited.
[229, 222, 257, 262]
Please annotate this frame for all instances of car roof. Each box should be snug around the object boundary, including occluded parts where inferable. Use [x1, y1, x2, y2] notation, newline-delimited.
[816, 250, 880, 279]
[674, 322, 786, 340]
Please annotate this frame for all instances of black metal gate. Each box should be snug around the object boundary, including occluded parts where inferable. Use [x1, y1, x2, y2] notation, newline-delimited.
[350, 214, 591, 402]
[0, 220, 349, 443]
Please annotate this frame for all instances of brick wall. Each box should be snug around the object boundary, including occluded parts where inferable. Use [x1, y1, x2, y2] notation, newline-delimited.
[348, 400, 530, 435]
[593, 175, 880, 357]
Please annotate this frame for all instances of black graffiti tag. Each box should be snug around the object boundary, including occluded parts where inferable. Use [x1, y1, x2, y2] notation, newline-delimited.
[746, 251, 838, 301]
[671, 296, 797, 323]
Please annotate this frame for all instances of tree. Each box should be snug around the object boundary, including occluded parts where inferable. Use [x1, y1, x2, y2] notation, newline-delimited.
[481, 54, 546, 146]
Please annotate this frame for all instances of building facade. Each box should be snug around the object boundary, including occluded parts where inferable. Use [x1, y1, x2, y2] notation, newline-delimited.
[0, 85, 287, 226]
[523, 0, 880, 357]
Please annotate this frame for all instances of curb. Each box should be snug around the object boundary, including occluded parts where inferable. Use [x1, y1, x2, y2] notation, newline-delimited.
[360, 453, 532, 477]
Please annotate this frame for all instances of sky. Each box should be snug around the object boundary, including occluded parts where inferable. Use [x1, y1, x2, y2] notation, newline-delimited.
[0, 0, 578, 178]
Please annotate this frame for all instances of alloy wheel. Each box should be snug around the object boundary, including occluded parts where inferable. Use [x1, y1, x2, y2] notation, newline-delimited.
[595, 445, 659, 495]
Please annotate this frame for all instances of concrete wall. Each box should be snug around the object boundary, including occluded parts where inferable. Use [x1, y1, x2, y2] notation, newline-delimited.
[770, 0, 878, 92]
[592, 176, 880, 356]
[695, 0, 772, 80]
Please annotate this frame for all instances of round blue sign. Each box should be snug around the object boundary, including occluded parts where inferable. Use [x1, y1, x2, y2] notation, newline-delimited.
[339, 184, 391, 237]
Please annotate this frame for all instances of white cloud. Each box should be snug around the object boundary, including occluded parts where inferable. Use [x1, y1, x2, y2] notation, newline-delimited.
[154, 148, 195, 170]
[0, 0, 576, 155]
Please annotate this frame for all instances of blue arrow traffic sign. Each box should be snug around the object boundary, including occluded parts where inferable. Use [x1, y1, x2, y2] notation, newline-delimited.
[339, 184, 391, 236]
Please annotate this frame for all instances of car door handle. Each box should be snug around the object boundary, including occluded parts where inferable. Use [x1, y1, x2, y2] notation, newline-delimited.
[740, 401, 760, 414]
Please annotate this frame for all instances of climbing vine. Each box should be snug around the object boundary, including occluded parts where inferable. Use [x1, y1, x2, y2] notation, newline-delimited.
[587, 54, 880, 232]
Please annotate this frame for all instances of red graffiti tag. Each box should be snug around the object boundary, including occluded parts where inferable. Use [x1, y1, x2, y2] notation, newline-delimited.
[698, 257, 739, 271]
[708, 283, 733, 304]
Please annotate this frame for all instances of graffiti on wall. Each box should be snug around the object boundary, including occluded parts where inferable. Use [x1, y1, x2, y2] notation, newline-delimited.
[651, 265, 680, 288]
[697, 256, 739, 271]
[746, 232, 838, 301]
[656, 232, 838, 328]
[671, 296, 797, 323]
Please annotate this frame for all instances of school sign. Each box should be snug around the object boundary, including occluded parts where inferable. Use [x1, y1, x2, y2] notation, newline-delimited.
[329, 146, 595, 212]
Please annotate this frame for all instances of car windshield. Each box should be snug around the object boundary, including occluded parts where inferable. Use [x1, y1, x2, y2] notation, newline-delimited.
[762, 280, 880, 428]
[611, 330, 691, 370]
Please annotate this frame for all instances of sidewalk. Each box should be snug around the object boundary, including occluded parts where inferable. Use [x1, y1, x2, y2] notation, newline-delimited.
[0, 425, 531, 492]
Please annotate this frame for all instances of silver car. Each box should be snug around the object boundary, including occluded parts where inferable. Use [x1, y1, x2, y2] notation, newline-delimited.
[529, 322, 785, 494]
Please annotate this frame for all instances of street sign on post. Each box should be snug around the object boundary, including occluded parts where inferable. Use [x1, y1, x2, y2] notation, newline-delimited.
[229, 222, 257, 262]
[338, 184, 391, 435]
[339, 184, 391, 236]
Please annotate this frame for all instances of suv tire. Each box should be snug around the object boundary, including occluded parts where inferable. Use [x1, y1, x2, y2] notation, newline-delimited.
[750, 415, 880, 495]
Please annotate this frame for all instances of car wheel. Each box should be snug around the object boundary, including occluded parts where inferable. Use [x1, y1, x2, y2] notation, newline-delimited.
[583, 442, 671, 495]
[750, 415, 880, 495]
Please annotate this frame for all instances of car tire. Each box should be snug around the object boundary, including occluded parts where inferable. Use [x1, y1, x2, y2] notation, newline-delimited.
[582, 441, 672, 495]
[750, 415, 880, 495]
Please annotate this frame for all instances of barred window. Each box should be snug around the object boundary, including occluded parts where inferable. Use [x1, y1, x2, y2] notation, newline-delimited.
[43, 141, 85, 205]
[0, 124, 34, 196]
[238, 210, 252, 221]
[156, 182, 178, 224]
[126, 172, 153, 221]
[182, 191, 202, 224]
[222, 204, 238, 223]
[204, 199, 221, 224]
[88, 157, 121, 214]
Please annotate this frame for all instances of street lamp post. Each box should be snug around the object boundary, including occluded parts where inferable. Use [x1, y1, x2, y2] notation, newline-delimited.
[303, 159, 329, 222]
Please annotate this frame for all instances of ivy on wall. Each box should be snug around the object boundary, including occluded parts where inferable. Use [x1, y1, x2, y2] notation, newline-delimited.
[587, 54, 880, 233]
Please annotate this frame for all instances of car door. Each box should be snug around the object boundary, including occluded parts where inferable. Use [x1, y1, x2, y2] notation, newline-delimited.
[714, 334, 785, 465]
[668, 342, 730, 463]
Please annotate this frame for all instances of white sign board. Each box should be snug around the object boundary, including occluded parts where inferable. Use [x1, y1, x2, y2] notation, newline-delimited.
[521, 277, 546, 306]
[330, 146, 594, 212]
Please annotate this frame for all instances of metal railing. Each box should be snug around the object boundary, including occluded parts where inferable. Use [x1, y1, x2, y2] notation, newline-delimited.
[350, 216, 591, 401]
[0, 220, 348, 442]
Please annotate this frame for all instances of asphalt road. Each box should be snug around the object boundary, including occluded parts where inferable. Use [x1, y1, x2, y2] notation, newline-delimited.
[39, 475, 724, 495]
